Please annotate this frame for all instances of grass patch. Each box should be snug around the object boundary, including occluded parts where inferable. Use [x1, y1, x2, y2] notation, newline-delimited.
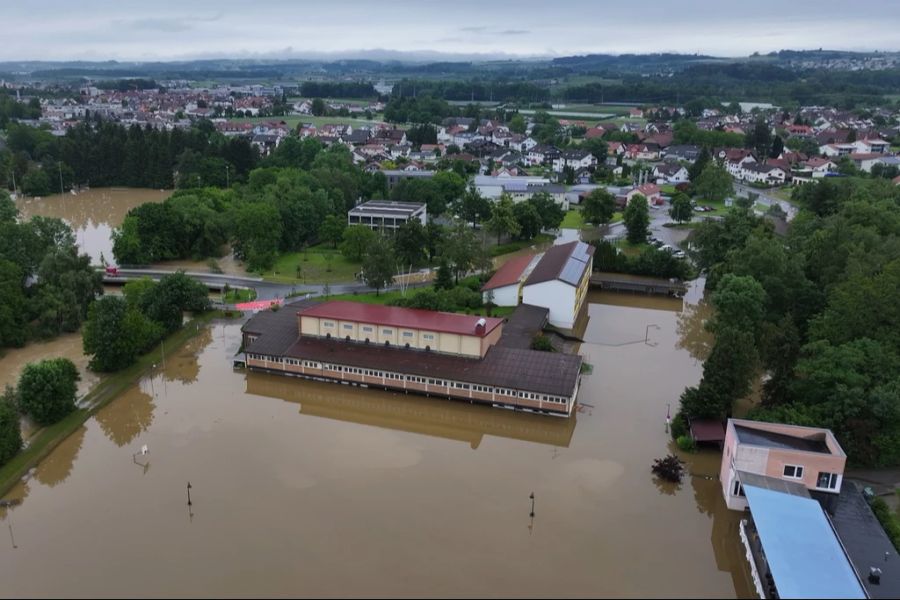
[265, 249, 361, 284]
[561, 209, 585, 229]
[222, 288, 257, 303]
[0, 311, 229, 497]
[659, 184, 677, 195]
[767, 187, 795, 202]
[614, 239, 651, 256]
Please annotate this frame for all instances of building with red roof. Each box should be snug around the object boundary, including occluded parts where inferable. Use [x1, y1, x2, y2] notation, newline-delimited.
[481, 254, 539, 307]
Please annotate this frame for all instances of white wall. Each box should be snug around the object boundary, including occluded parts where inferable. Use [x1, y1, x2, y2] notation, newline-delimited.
[483, 284, 519, 307]
[522, 280, 576, 328]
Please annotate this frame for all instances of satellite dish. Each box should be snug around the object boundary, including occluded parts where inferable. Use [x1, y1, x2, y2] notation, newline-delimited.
[141, 445, 149, 455]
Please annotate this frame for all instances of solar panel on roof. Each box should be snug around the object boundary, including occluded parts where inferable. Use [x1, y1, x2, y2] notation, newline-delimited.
[571, 242, 592, 264]
[559, 256, 587, 286]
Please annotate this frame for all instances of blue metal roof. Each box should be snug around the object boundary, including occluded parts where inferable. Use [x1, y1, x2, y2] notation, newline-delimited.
[744, 485, 866, 599]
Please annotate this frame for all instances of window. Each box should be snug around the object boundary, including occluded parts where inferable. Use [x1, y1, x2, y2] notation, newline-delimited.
[343, 324, 353, 330]
[362, 326, 373, 333]
[817, 472, 839, 490]
[783, 465, 804, 479]
[382, 329, 392, 335]
[732, 480, 745, 497]
[402, 331, 414, 338]
[423, 334, 434, 340]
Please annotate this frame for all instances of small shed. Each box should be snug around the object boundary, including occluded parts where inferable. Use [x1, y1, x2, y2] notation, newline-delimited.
[689, 418, 726, 446]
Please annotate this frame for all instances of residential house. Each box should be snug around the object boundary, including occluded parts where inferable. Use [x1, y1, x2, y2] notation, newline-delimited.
[719, 148, 757, 177]
[652, 163, 689, 184]
[740, 162, 788, 185]
[552, 149, 597, 173]
[663, 144, 701, 162]
[625, 143, 660, 161]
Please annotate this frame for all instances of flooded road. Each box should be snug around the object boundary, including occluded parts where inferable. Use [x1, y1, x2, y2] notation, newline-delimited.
[14, 188, 171, 265]
[0, 284, 753, 598]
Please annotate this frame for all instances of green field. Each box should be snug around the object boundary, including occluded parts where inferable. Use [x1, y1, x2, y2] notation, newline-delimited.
[265, 249, 361, 284]
[561, 209, 584, 229]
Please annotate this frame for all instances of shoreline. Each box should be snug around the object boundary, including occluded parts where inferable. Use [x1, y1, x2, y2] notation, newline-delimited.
[0, 310, 235, 498]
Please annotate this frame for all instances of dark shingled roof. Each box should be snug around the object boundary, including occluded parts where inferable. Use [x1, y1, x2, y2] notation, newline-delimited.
[243, 298, 318, 356]
[496, 304, 549, 350]
[830, 481, 900, 599]
[734, 424, 830, 454]
[281, 336, 581, 397]
[524, 241, 594, 287]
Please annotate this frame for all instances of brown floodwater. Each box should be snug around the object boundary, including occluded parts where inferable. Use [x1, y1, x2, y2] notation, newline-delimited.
[0, 283, 754, 598]
[14, 188, 171, 264]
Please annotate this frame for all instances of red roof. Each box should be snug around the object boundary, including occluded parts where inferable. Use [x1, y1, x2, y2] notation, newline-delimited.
[298, 300, 504, 337]
[482, 254, 535, 291]
[690, 418, 726, 443]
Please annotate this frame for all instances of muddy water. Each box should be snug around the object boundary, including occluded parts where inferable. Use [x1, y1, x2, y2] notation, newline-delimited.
[0, 285, 754, 598]
[14, 188, 171, 264]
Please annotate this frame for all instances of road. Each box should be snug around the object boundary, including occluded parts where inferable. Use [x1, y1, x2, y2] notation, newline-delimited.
[102, 268, 428, 302]
[733, 183, 798, 220]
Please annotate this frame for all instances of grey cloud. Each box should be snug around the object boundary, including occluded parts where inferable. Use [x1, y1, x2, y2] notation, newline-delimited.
[499, 29, 530, 35]
[116, 12, 224, 33]
[459, 26, 487, 33]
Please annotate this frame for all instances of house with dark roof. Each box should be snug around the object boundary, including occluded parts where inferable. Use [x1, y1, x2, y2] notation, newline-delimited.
[521, 241, 595, 329]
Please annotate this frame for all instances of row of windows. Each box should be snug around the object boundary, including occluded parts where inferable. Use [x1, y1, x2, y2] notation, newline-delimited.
[247, 354, 569, 406]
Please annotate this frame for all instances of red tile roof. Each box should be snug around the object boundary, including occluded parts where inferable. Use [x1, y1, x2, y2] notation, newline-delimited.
[482, 254, 535, 291]
[298, 301, 504, 337]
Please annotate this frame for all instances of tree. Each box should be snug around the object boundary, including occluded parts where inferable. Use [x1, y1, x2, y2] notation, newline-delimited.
[651, 454, 685, 483]
[340, 225, 378, 262]
[0, 386, 21, 467]
[485, 195, 520, 243]
[441, 221, 479, 283]
[83, 296, 162, 372]
[688, 146, 711, 182]
[0, 191, 17, 224]
[231, 202, 282, 271]
[22, 168, 53, 197]
[394, 218, 427, 268]
[311, 98, 326, 116]
[745, 119, 772, 160]
[708, 274, 767, 338]
[434, 258, 454, 290]
[513, 201, 543, 239]
[17, 358, 80, 426]
[582, 189, 617, 225]
[508, 114, 526, 134]
[319, 214, 346, 249]
[361, 235, 395, 295]
[527, 192, 565, 231]
[453, 186, 491, 226]
[32, 247, 102, 337]
[693, 163, 733, 203]
[770, 135, 784, 158]
[0, 258, 27, 348]
[668, 192, 693, 223]
[623, 194, 650, 244]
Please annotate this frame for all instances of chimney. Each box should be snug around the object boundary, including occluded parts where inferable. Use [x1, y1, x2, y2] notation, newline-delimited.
[869, 567, 882, 584]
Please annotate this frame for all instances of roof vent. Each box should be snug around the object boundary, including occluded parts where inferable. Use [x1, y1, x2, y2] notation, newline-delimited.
[475, 317, 487, 334]
[869, 567, 882, 584]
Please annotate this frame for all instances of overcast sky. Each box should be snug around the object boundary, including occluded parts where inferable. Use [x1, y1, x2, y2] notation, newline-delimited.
[3, 0, 899, 61]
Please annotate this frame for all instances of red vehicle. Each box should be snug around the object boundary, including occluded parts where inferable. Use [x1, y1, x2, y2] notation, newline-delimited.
[105, 266, 119, 276]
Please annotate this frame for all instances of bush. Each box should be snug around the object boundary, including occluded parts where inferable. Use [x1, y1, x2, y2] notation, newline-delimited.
[0, 386, 22, 467]
[676, 435, 696, 452]
[670, 411, 689, 440]
[651, 454, 685, 483]
[870, 496, 900, 552]
[531, 334, 555, 352]
[17, 358, 80, 426]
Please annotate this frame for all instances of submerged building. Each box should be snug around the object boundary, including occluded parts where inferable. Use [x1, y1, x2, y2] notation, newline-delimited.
[242, 300, 583, 416]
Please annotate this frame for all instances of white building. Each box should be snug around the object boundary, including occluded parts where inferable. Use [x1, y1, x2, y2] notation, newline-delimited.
[347, 201, 426, 230]
[521, 241, 594, 329]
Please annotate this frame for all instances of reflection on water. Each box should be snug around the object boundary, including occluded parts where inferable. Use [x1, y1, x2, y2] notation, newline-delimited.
[0, 287, 756, 598]
[14, 188, 171, 264]
[33, 427, 86, 488]
[246, 372, 576, 449]
[676, 297, 714, 362]
[0, 332, 98, 400]
[95, 388, 155, 448]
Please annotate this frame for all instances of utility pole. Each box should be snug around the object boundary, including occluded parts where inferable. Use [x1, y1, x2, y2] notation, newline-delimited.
[58, 162, 64, 195]
[225, 165, 230, 188]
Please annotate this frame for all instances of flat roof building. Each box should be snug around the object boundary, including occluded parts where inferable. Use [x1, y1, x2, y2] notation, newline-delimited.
[348, 200, 426, 230]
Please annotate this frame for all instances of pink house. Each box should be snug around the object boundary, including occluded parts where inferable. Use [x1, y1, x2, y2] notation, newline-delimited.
[720, 419, 847, 511]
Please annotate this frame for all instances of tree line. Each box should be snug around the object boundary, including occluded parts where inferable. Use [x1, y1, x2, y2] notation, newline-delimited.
[300, 81, 377, 98]
[673, 177, 900, 467]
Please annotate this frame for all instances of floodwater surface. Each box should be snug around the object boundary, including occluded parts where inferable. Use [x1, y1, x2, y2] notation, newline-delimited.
[0, 284, 753, 598]
[14, 188, 171, 264]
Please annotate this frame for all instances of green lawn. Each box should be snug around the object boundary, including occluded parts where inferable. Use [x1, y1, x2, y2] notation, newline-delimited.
[561, 209, 585, 229]
[222, 288, 257, 303]
[660, 184, 678, 195]
[614, 239, 651, 256]
[767, 187, 795, 202]
[265, 249, 361, 284]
